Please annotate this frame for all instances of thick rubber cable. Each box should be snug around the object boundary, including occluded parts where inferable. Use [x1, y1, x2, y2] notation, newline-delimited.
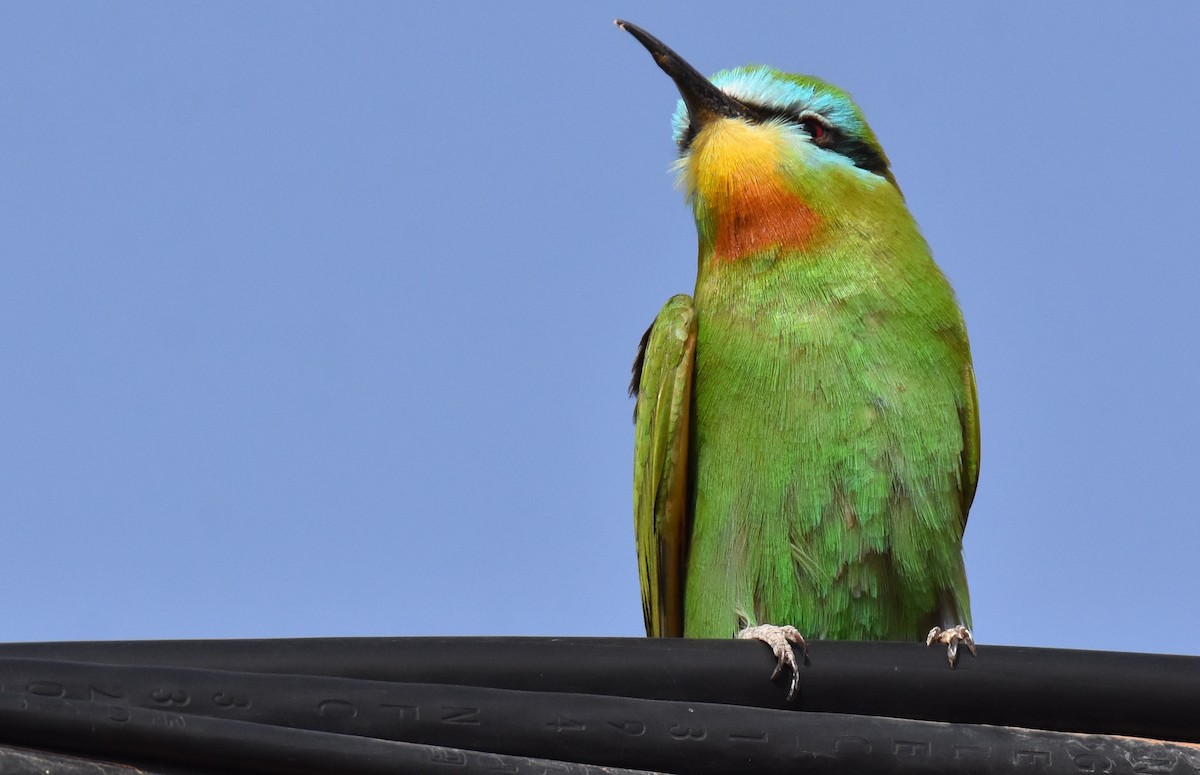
[0, 686, 665, 775]
[0, 637, 1195, 743]
[0, 656, 1195, 774]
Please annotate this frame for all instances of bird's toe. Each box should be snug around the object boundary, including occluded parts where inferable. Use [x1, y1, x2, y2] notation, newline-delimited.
[738, 623, 808, 700]
[926, 624, 976, 667]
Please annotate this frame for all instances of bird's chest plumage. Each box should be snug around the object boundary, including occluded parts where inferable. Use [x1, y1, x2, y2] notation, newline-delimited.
[690, 263, 948, 450]
[691, 284, 918, 484]
[682, 260, 968, 638]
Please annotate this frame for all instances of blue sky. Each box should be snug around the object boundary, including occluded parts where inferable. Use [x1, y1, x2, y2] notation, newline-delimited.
[2, 4, 1197, 655]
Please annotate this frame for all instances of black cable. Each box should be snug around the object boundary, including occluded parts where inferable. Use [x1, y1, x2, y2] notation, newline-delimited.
[2, 637, 1195, 743]
[0, 685, 666, 775]
[0, 653, 1196, 774]
[0, 638, 1195, 775]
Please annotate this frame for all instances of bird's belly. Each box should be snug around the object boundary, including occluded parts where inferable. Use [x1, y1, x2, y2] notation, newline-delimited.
[683, 326, 967, 640]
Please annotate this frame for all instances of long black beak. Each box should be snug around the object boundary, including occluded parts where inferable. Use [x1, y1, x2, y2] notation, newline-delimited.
[615, 20, 754, 132]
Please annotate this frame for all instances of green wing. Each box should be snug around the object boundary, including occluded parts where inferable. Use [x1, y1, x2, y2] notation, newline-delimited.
[960, 362, 981, 521]
[631, 294, 696, 638]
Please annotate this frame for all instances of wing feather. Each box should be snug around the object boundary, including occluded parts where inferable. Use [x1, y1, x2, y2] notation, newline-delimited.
[631, 295, 696, 637]
[960, 362, 981, 523]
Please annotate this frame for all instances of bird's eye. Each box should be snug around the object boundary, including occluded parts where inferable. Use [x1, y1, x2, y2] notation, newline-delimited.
[798, 112, 833, 146]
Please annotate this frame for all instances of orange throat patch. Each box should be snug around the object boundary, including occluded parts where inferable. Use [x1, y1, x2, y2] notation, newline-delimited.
[708, 179, 820, 263]
[683, 118, 822, 263]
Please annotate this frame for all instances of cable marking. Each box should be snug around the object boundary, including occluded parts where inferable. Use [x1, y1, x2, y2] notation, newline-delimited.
[669, 724, 707, 741]
[1014, 750, 1052, 768]
[894, 740, 931, 757]
[608, 720, 645, 736]
[546, 715, 585, 732]
[441, 706, 480, 725]
[380, 703, 419, 721]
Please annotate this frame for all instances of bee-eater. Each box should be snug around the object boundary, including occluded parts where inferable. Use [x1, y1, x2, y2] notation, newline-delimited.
[620, 21, 978, 698]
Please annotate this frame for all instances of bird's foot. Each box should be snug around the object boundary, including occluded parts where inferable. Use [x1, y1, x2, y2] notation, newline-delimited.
[737, 623, 808, 701]
[926, 624, 977, 667]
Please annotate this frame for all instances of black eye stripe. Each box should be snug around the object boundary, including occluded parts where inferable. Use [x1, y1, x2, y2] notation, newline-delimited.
[683, 101, 891, 180]
[675, 99, 892, 182]
[831, 135, 891, 178]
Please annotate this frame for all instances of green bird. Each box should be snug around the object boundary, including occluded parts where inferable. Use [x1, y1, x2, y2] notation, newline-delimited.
[620, 21, 979, 697]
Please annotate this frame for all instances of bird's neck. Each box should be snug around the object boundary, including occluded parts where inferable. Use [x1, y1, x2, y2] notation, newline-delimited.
[693, 182, 822, 265]
[684, 120, 824, 265]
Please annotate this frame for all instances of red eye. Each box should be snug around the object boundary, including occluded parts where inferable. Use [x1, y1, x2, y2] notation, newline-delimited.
[800, 114, 831, 145]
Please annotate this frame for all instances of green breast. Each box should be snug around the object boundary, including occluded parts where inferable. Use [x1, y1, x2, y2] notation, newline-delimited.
[683, 240, 972, 640]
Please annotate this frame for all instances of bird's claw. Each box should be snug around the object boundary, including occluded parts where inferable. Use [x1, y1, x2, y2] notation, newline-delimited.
[737, 624, 808, 701]
[926, 624, 977, 667]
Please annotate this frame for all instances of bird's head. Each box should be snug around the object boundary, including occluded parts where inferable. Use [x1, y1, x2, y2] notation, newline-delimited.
[617, 21, 907, 265]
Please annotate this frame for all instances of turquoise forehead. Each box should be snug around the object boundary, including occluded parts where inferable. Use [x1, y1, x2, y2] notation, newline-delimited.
[670, 66, 870, 146]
